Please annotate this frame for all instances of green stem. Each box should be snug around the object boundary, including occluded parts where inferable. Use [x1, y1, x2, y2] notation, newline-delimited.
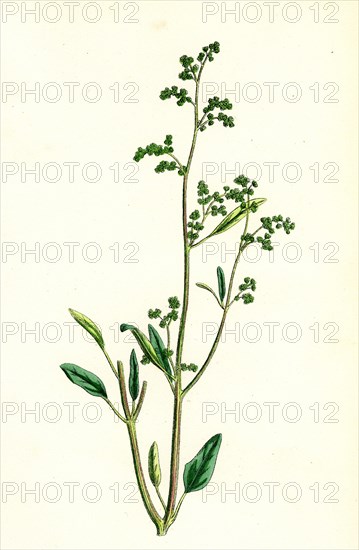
[174, 66, 202, 370]
[165, 321, 176, 373]
[127, 420, 164, 531]
[116, 361, 162, 530]
[104, 398, 127, 423]
[196, 283, 224, 310]
[103, 349, 119, 379]
[156, 486, 166, 511]
[164, 384, 183, 523]
[133, 381, 148, 421]
[167, 152, 185, 172]
[165, 55, 208, 529]
[183, 199, 252, 397]
[173, 492, 186, 519]
[117, 360, 131, 419]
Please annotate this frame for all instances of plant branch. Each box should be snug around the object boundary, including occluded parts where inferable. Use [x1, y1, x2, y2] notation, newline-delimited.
[173, 492, 186, 520]
[133, 381, 148, 421]
[165, 52, 209, 529]
[117, 360, 131, 419]
[126, 420, 163, 530]
[156, 486, 167, 511]
[196, 283, 224, 309]
[165, 322, 176, 372]
[183, 200, 252, 397]
[166, 152, 185, 172]
[103, 349, 119, 380]
[189, 233, 214, 249]
[104, 398, 127, 423]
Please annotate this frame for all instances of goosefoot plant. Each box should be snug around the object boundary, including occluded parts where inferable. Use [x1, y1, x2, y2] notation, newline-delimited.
[60, 41, 296, 536]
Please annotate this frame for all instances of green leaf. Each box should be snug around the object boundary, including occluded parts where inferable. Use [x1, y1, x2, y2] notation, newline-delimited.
[196, 282, 222, 308]
[60, 363, 107, 399]
[216, 266, 226, 302]
[183, 433, 222, 493]
[148, 441, 162, 488]
[120, 324, 163, 371]
[196, 282, 216, 294]
[148, 324, 172, 376]
[129, 349, 139, 401]
[209, 198, 266, 238]
[69, 308, 104, 350]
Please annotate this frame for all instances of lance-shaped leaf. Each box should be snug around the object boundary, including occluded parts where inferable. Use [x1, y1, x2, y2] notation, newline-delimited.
[196, 282, 223, 308]
[208, 198, 266, 238]
[148, 324, 172, 376]
[183, 433, 222, 493]
[129, 349, 139, 401]
[120, 323, 174, 380]
[69, 308, 104, 350]
[216, 266, 226, 302]
[60, 363, 107, 399]
[120, 324, 165, 373]
[148, 441, 162, 488]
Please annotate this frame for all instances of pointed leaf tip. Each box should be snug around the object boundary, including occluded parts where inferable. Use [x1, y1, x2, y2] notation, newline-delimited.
[183, 433, 222, 493]
[120, 324, 163, 371]
[216, 266, 226, 302]
[120, 323, 134, 333]
[148, 324, 172, 377]
[209, 198, 266, 238]
[60, 363, 107, 399]
[148, 441, 162, 488]
[129, 349, 139, 401]
[69, 308, 104, 350]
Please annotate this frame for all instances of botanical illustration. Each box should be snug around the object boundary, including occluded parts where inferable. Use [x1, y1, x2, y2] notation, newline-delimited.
[60, 41, 296, 536]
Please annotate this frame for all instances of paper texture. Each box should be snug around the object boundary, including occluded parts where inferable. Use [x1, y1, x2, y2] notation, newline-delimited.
[1, 1, 358, 548]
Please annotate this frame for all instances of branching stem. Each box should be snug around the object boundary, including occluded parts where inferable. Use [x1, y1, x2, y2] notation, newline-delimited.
[104, 398, 127, 423]
[133, 381, 148, 420]
[164, 52, 209, 529]
[183, 198, 252, 397]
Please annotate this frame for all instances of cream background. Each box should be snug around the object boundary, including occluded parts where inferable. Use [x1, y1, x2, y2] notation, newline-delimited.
[1, 1, 358, 549]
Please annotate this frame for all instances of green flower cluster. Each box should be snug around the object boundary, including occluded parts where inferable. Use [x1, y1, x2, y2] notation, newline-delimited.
[197, 181, 212, 205]
[188, 210, 204, 243]
[197, 182, 227, 212]
[199, 96, 235, 131]
[187, 182, 230, 244]
[218, 112, 235, 128]
[154, 160, 177, 173]
[233, 277, 257, 305]
[179, 55, 199, 81]
[160, 85, 193, 106]
[262, 215, 296, 235]
[160, 42, 220, 108]
[256, 216, 296, 251]
[224, 176, 259, 210]
[204, 96, 233, 114]
[168, 296, 180, 309]
[239, 277, 256, 292]
[240, 215, 296, 251]
[241, 293, 255, 304]
[133, 139, 173, 162]
[187, 175, 261, 245]
[200, 41, 221, 60]
[181, 362, 199, 372]
[148, 308, 161, 319]
[195, 42, 220, 66]
[210, 202, 227, 216]
[133, 140, 171, 162]
[148, 296, 181, 328]
[133, 135, 184, 176]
